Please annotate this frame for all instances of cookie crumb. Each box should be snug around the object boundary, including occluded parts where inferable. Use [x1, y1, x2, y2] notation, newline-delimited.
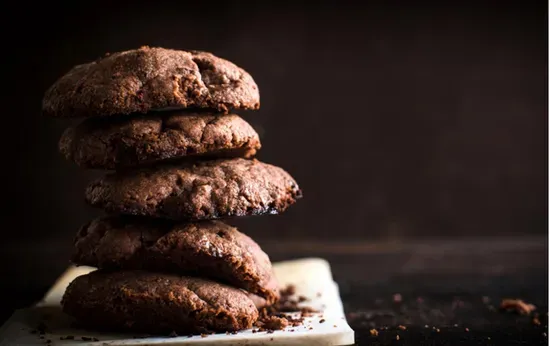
[533, 316, 541, 325]
[280, 284, 296, 296]
[333, 325, 337, 327]
[396, 335, 400, 340]
[393, 293, 402, 303]
[256, 314, 289, 330]
[436, 328, 440, 332]
[398, 325, 406, 330]
[319, 319, 326, 323]
[465, 328, 469, 332]
[500, 299, 536, 315]
[369, 329, 379, 336]
[298, 296, 308, 303]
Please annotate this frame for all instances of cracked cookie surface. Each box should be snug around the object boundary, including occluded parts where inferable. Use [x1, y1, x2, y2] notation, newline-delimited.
[59, 111, 260, 169]
[85, 158, 302, 220]
[72, 216, 279, 303]
[61, 270, 258, 334]
[43, 46, 260, 118]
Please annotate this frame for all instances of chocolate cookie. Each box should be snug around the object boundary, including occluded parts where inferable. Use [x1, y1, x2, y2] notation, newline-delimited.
[85, 158, 302, 220]
[72, 216, 279, 302]
[43, 46, 260, 118]
[61, 270, 258, 334]
[59, 112, 260, 169]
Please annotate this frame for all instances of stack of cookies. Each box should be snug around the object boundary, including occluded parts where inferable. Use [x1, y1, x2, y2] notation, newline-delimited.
[42, 47, 302, 335]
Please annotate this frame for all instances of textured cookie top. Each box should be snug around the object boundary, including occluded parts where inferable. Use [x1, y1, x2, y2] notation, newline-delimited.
[61, 270, 258, 334]
[43, 46, 260, 117]
[59, 111, 261, 169]
[85, 158, 302, 220]
[73, 216, 279, 302]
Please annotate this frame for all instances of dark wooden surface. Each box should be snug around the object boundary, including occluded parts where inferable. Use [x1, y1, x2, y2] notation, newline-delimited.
[0, 236, 547, 345]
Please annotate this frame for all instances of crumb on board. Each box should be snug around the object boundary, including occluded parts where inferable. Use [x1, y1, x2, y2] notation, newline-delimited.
[251, 284, 320, 331]
[398, 325, 406, 330]
[369, 329, 379, 336]
[319, 319, 326, 323]
[396, 335, 400, 340]
[500, 299, 536, 315]
[280, 284, 296, 296]
[255, 315, 289, 330]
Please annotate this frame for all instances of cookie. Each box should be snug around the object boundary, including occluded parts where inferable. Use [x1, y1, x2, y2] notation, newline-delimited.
[85, 158, 302, 220]
[61, 270, 258, 334]
[72, 216, 279, 302]
[59, 112, 260, 169]
[43, 46, 260, 118]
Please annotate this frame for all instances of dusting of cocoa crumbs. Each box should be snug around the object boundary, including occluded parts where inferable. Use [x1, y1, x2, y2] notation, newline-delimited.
[253, 284, 320, 332]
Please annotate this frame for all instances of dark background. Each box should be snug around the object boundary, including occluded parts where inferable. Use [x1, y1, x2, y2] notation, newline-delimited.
[0, 0, 547, 331]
